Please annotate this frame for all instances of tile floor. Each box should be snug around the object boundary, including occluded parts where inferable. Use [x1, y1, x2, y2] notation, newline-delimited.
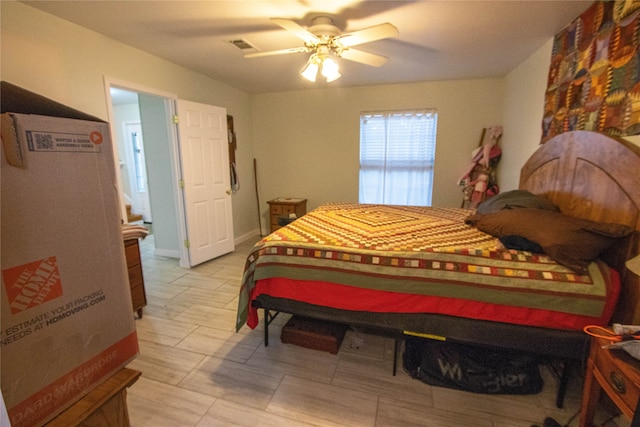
[126, 234, 630, 427]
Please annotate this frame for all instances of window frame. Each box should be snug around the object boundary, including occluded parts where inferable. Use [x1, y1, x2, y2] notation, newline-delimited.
[358, 109, 438, 206]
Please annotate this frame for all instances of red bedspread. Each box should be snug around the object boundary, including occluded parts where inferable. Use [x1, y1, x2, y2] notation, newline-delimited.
[236, 203, 620, 332]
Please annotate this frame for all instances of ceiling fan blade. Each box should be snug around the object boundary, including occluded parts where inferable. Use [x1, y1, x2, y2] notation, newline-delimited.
[336, 23, 399, 47]
[244, 47, 309, 58]
[271, 18, 320, 45]
[339, 48, 388, 67]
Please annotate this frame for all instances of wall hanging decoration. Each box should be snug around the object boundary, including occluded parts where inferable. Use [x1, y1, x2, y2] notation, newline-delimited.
[542, 0, 640, 143]
[459, 126, 502, 209]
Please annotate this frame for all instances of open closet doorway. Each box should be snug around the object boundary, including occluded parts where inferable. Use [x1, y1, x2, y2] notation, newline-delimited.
[105, 77, 235, 268]
[106, 80, 185, 264]
[113, 92, 152, 223]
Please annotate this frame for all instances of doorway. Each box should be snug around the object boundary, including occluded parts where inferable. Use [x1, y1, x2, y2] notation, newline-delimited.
[106, 81, 184, 264]
[105, 78, 235, 268]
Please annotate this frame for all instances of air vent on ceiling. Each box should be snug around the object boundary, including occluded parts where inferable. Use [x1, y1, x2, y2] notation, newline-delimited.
[226, 39, 259, 54]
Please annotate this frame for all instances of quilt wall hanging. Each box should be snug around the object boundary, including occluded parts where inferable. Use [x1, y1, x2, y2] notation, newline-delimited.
[542, 0, 640, 143]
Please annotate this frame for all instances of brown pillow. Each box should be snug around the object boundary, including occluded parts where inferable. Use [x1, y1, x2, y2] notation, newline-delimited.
[476, 189, 559, 214]
[466, 208, 632, 274]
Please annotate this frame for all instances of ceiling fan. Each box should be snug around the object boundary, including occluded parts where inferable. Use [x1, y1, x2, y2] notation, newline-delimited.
[245, 16, 399, 82]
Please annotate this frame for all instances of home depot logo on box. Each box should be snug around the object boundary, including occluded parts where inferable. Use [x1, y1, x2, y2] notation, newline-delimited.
[2, 256, 63, 314]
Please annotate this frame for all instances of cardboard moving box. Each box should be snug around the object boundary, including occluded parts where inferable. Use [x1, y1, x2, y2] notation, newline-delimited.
[1, 82, 138, 427]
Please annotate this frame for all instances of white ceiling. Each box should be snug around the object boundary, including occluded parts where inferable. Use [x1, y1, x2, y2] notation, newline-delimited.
[23, 0, 592, 94]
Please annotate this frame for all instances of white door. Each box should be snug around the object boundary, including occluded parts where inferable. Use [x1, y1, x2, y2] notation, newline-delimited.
[176, 99, 234, 266]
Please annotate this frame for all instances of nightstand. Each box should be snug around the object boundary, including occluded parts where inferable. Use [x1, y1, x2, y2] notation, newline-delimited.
[580, 337, 640, 427]
[267, 198, 307, 233]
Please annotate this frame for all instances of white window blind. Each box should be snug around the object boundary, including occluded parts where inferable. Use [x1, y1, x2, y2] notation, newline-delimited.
[359, 109, 438, 206]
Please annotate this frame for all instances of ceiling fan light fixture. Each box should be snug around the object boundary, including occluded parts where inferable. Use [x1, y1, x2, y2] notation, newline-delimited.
[321, 56, 341, 82]
[250, 16, 397, 85]
[300, 53, 341, 83]
[300, 55, 320, 82]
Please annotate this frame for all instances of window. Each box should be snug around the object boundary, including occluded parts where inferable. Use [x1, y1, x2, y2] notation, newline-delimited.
[130, 130, 147, 193]
[359, 109, 438, 206]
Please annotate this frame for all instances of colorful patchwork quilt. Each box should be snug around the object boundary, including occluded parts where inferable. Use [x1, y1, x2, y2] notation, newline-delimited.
[236, 203, 618, 332]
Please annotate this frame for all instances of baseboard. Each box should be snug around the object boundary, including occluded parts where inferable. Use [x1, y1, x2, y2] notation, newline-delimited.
[150, 230, 258, 264]
[153, 248, 181, 259]
[234, 229, 262, 246]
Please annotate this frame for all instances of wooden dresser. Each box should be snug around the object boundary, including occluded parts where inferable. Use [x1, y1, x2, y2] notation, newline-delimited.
[580, 337, 640, 426]
[45, 368, 141, 427]
[124, 239, 147, 318]
[267, 198, 307, 233]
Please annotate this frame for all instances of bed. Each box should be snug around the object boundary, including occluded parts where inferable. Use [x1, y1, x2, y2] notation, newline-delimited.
[235, 130, 640, 407]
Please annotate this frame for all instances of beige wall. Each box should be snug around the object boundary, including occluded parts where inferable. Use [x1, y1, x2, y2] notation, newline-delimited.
[2, 1, 561, 240]
[1, 2, 258, 241]
[251, 79, 505, 231]
[499, 39, 554, 191]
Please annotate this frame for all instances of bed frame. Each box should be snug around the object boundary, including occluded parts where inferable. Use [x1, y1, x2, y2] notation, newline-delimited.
[519, 130, 640, 326]
[253, 130, 640, 407]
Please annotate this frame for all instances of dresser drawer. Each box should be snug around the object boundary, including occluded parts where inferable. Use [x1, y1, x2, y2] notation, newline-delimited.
[592, 342, 640, 417]
[270, 216, 280, 229]
[124, 240, 141, 266]
[282, 205, 297, 214]
[129, 283, 146, 309]
[128, 265, 143, 288]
